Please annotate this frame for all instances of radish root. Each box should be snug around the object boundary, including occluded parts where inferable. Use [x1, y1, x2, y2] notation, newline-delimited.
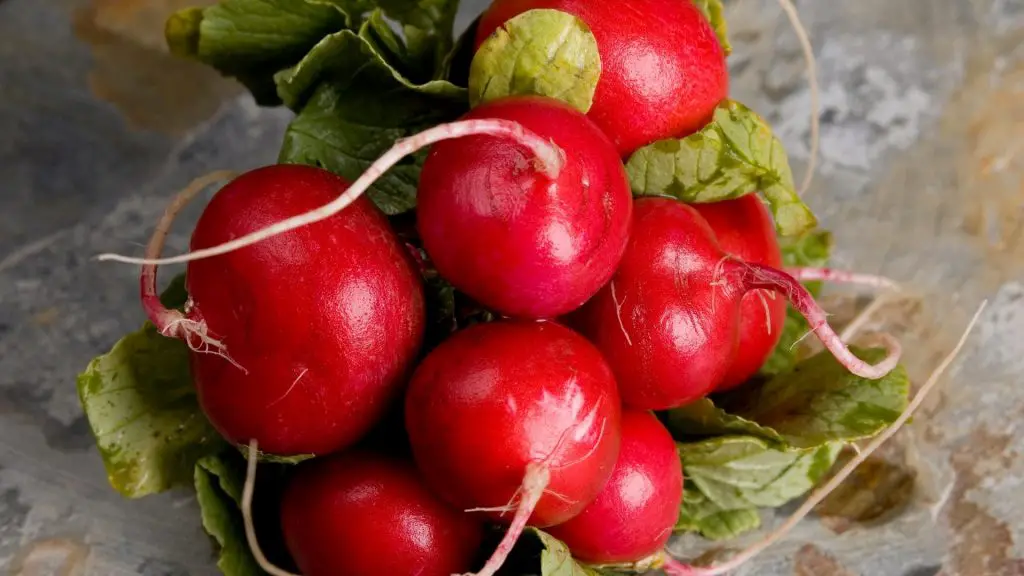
[137, 170, 246, 372]
[729, 261, 900, 379]
[776, 0, 820, 196]
[786, 267, 900, 291]
[242, 440, 302, 576]
[460, 463, 551, 576]
[97, 121, 565, 267]
[663, 300, 987, 575]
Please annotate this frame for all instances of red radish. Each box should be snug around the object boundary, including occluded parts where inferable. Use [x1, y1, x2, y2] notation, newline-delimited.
[571, 197, 900, 410]
[474, 0, 728, 156]
[405, 320, 622, 576]
[138, 166, 425, 456]
[280, 451, 484, 576]
[547, 410, 682, 564]
[417, 96, 633, 319]
[692, 196, 787, 391]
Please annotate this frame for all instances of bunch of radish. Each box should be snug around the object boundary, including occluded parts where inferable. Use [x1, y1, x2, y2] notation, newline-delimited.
[94, 1, 914, 575]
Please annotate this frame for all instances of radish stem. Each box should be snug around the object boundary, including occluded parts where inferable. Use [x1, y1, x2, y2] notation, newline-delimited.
[242, 440, 302, 576]
[786, 267, 900, 290]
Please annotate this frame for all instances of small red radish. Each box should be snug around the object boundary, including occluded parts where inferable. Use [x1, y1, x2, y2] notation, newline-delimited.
[572, 197, 900, 410]
[417, 96, 633, 319]
[692, 196, 787, 391]
[547, 410, 682, 564]
[280, 451, 484, 576]
[138, 166, 425, 456]
[474, 0, 728, 156]
[405, 320, 622, 576]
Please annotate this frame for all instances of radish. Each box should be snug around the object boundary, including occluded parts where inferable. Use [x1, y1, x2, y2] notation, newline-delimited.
[103, 97, 631, 321]
[137, 165, 425, 456]
[692, 196, 787, 391]
[404, 320, 622, 576]
[474, 0, 728, 156]
[547, 410, 682, 564]
[416, 96, 633, 319]
[279, 451, 484, 576]
[571, 197, 900, 410]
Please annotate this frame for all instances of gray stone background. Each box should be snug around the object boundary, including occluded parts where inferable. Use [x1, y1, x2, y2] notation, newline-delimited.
[1, 0, 1022, 574]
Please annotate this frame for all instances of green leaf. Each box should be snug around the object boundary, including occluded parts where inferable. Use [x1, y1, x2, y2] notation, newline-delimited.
[761, 228, 833, 376]
[675, 482, 760, 540]
[531, 529, 604, 576]
[278, 73, 466, 214]
[692, 0, 731, 55]
[194, 454, 263, 576]
[165, 0, 354, 105]
[77, 293, 225, 498]
[375, 0, 462, 77]
[274, 15, 466, 110]
[625, 100, 817, 236]
[236, 444, 315, 465]
[730, 348, 910, 449]
[664, 398, 784, 444]
[469, 9, 601, 113]
[679, 436, 841, 509]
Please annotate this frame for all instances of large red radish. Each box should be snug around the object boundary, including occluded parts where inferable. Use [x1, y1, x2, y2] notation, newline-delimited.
[404, 320, 622, 576]
[138, 166, 425, 456]
[572, 197, 900, 410]
[416, 96, 633, 319]
[547, 410, 682, 564]
[279, 452, 484, 576]
[474, 0, 728, 156]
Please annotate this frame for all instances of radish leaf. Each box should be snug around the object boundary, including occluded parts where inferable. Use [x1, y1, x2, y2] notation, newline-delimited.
[665, 398, 785, 445]
[76, 279, 225, 499]
[195, 454, 262, 576]
[625, 100, 817, 236]
[469, 9, 601, 113]
[678, 437, 842, 510]
[675, 482, 760, 540]
[529, 529, 606, 576]
[692, 0, 731, 55]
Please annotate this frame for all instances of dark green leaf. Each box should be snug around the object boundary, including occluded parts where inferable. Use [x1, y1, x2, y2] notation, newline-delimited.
[194, 454, 263, 576]
[441, 16, 479, 86]
[278, 73, 466, 214]
[665, 398, 784, 444]
[469, 9, 601, 113]
[77, 280, 225, 498]
[165, 0, 354, 105]
[678, 436, 841, 509]
[375, 0, 462, 77]
[730, 348, 910, 449]
[692, 0, 731, 55]
[675, 482, 760, 540]
[761, 228, 833, 375]
[625, 100, 817, 236]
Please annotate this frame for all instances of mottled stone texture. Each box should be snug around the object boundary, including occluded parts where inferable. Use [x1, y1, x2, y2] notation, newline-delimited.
[0, 0, 1021, 574]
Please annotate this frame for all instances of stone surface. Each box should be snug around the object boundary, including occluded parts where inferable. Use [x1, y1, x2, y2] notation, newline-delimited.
[0, 0, 1021, 574]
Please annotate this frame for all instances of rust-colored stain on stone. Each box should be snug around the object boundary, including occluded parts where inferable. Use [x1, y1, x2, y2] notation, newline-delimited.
[814, 447, 916, 535]
[944, 429, 1022, 576]
[793, 544, 857, 576]
[72, 0, 241, 136]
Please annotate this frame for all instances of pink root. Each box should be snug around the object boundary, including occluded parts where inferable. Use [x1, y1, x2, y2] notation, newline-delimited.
[729, 261, 901, 379]
[461, 463, 550, 576]
[660, 301, 987, 575]
[786, 267, 900, 291]
[98, 120, 565, 267]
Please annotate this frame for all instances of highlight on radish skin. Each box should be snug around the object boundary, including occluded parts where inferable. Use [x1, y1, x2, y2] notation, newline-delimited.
[140, 165, 427, 456]
[661, 301, 987, 576]
[404, 320, 623, 576]
[95, 119, 564, 268]
[571, 197, 901, 410]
